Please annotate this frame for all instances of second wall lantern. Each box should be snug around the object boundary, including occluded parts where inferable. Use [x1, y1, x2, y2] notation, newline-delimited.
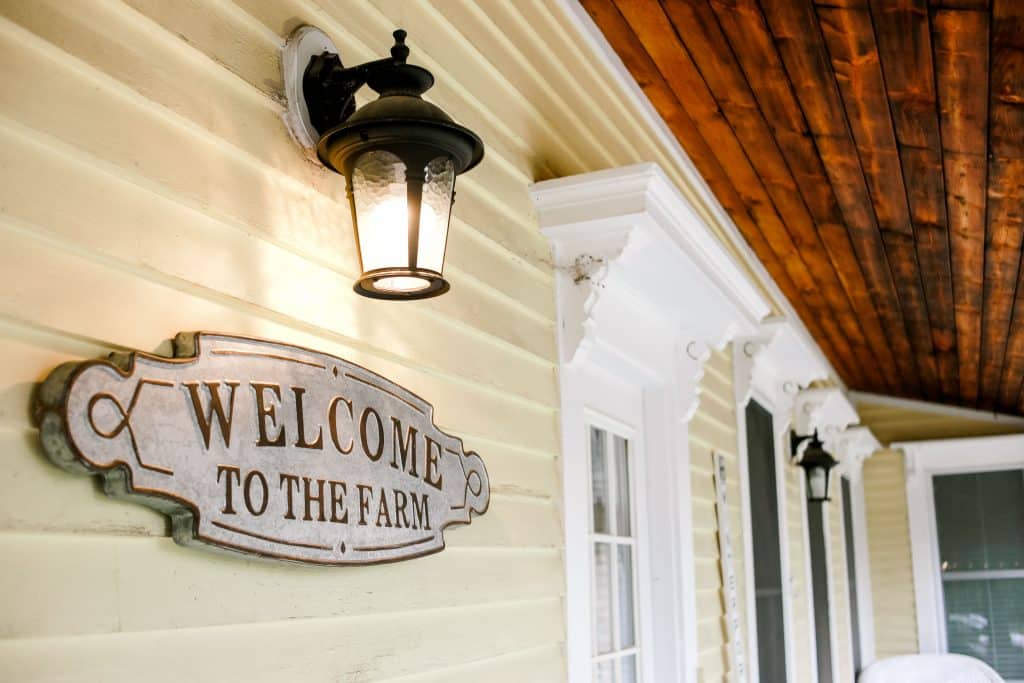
[791, 430, 838, 503]
[283, 26, 484, 300]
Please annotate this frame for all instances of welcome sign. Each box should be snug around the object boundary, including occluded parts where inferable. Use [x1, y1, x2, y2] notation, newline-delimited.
[35, 333, 490, 565]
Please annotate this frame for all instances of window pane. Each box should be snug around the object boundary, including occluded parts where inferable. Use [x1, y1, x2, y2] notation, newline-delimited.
[934, 469, 1024, 571]
[591, 427, 610, 534]
[944, 579, 992, 663]
[944, 577, 1024, 679]
[594, 659, 615, 683]
[618, 544, 636, 648]
[594, 542, 615, 654]
[614, 435, 632, 537]
[981, 471, 1024, 570]
[620, 654, 638, 683]
[989, 578, 1024, 678]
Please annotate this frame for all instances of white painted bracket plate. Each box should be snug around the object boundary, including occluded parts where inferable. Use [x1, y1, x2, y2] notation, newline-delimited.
[282, 25, 337, 150]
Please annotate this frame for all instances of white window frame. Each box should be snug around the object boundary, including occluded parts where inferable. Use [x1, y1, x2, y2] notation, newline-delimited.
[585, 410, 644, 680]
[899, 434, 1024, 665]
[558, 354, 692, 683]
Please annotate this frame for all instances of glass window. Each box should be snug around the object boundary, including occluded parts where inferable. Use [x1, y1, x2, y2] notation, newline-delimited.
[589, 426, 640, 682]
[934, 469, 1024, 680]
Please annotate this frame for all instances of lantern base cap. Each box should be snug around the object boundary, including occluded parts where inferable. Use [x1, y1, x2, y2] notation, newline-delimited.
[354, 268, 449, 300]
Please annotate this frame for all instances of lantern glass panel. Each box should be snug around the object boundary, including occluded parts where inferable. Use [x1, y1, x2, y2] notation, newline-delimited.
[807, 465, 829, 501]
[418, 156, 455, 272]
[351, 150, 410, 270]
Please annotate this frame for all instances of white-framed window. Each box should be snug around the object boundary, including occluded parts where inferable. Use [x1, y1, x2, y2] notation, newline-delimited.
[588, 424, 641, 682]
[932, 467, 1024, 680]
[902, 433, 1024, 682]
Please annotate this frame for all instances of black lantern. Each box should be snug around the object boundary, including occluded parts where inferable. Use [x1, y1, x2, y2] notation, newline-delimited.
[284, 27, 484, 300]
[790, 430, 838, 503]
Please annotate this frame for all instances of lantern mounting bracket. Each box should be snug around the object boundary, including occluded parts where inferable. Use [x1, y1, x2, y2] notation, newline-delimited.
[790, 429, 818, 460]
[302, 29, 415, 135]
[282, 26, 433, 149]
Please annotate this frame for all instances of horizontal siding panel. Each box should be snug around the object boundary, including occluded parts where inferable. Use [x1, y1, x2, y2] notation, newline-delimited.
[376, 643, 564, 683]
[133, 0, 552, 238]
[0, 428, 558, 548]
[0, 597, 564, 683]
[1, 533, 563, 638]
[0, 46, 557, 365]
[864, 450, 919, 657]
[0, 120, 557, 408]
[0, 227, 560, 454]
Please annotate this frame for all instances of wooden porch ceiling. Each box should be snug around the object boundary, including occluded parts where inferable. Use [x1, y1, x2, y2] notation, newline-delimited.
[583, 0, 1024, 413]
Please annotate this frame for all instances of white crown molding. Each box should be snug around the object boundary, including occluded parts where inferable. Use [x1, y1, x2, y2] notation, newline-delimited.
[532, 163, 771, 420]
[793, 387, 860, 440]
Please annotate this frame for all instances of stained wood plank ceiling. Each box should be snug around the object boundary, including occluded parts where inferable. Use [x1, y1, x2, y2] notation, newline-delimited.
[583, 0, 1024, 414]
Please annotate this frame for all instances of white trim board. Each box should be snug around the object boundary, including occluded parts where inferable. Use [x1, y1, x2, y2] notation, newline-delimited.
[896, 433, 1024, 655]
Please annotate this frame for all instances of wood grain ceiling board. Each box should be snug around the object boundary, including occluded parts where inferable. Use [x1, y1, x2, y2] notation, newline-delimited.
[584, 0, 1024, 413]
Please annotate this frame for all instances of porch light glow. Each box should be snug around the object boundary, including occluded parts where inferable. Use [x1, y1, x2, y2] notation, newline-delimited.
[791, 431, 838, 503]
[285, 27, 484, 300]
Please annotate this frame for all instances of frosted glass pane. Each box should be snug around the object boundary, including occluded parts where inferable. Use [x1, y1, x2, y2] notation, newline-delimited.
[591, 427, 610, 534]
[594, 660, 615, 683]
[621, 654, 638, 683]
[618, 544, 636, 648]
[418, 157, 454, 272]
[594, 542, 614, 654]
[351, 151, 408, 272]
[614, 435, 632, 537]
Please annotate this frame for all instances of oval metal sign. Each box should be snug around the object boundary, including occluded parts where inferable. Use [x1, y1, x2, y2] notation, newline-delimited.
[35, 333, 490, 565]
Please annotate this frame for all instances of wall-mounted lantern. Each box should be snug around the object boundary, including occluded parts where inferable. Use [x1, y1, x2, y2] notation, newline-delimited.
[283, 27, 484, 300]
[790, 430, 838, 503]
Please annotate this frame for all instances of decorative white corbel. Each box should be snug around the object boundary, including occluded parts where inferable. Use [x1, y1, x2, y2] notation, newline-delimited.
[679, 338, 712, 422]
[793, 387, 859, 440]
[832, 426, 881, 484]
[532, 163, 771, 410]
[735, 317, 831, 412]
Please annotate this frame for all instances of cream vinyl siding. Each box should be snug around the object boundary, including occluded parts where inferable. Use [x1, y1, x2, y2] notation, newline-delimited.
[863, 449, 920, 658]
[0, 0, 618, 679]
[689, 348, 749, 682]
[0, 2, 815, 683]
